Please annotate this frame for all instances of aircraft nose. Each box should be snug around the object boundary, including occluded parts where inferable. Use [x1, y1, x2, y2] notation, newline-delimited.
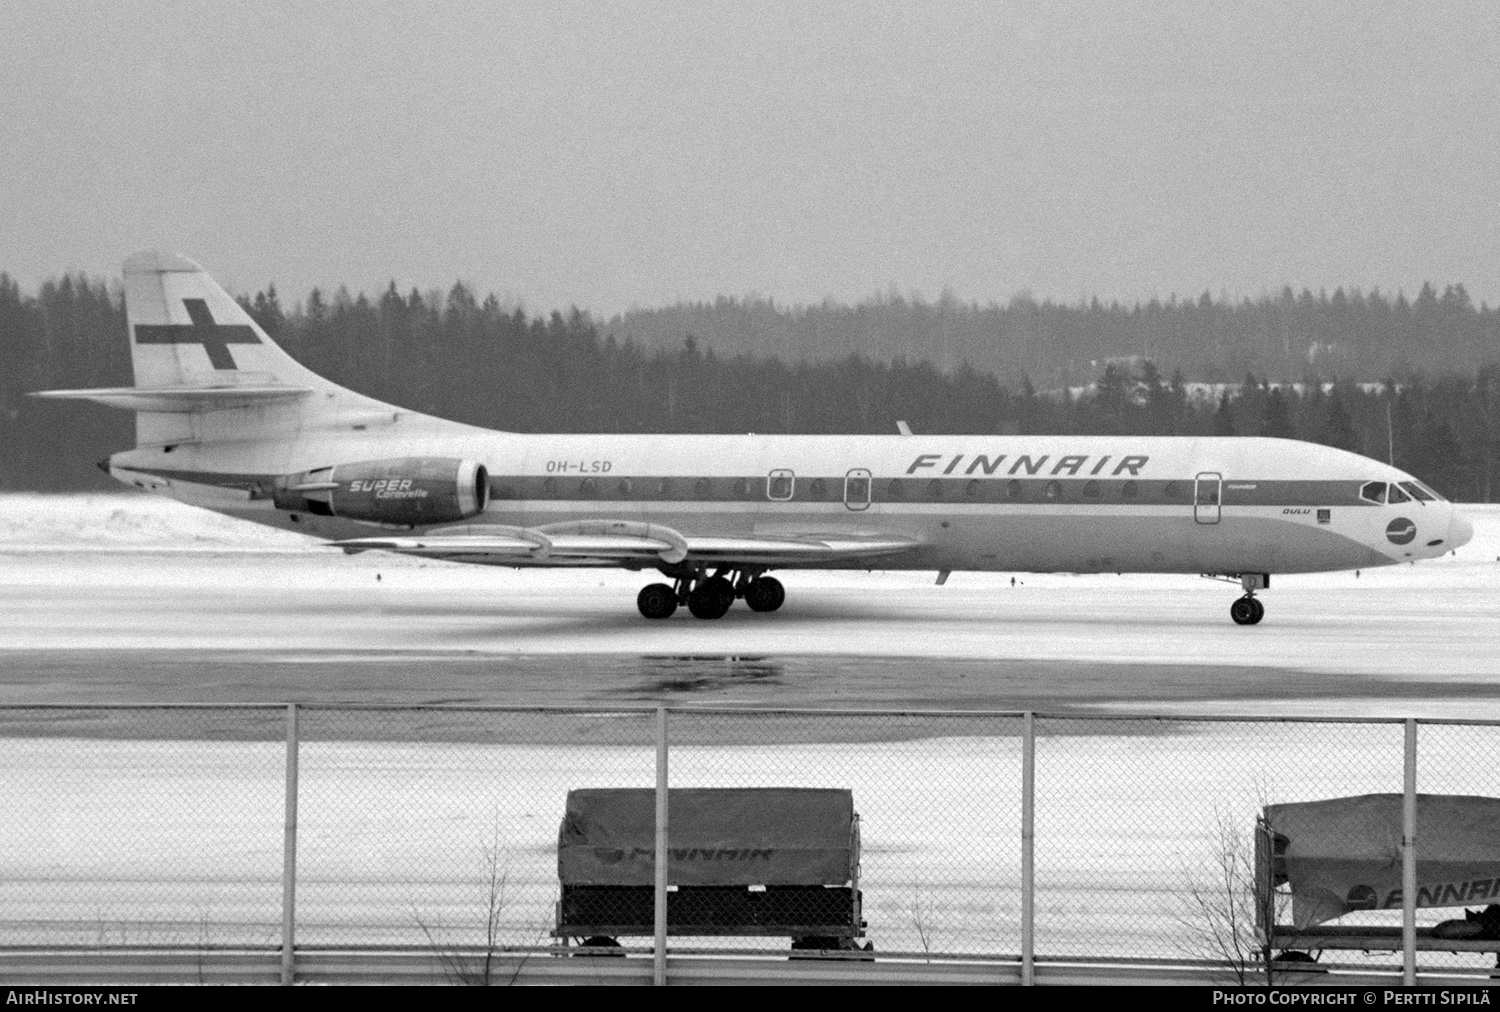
[1449, 508, 1474, 550]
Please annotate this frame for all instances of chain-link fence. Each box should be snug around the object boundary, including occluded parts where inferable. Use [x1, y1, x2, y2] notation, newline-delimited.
[0, 704, 1496, 979]
[296, 706, 658, 951]
[1033, 718, 1416, 967]
[0, 705, 286, 948]
[661, 711, 1023, 957]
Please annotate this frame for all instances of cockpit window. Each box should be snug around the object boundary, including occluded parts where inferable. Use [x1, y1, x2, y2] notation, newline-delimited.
[1386, 483, 1411, 504]
[1401, 480, 1437, 502]
[1359, 481, 1387, 504]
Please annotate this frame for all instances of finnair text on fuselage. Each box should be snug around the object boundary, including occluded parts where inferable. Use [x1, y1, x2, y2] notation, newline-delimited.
[904, 453, 1150, 476]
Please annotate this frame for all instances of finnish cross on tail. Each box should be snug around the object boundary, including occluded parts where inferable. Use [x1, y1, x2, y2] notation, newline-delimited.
[133, 298, 261, 370]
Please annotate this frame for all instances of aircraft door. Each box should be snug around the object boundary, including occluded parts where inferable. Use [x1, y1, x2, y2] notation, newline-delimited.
[1194, 472, 1222, 524]
[844, 469, 871, 511]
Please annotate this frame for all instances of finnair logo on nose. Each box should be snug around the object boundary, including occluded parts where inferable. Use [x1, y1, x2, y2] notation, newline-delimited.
[133, 298, 260, 370]
[1386, 517, 1417, 545]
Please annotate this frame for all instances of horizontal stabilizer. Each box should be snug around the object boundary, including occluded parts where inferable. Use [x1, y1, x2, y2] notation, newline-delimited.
[333, 523, 920, 566]
[30, 385, 313, 413]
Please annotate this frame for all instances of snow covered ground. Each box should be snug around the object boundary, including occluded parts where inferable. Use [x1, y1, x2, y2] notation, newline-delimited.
[0, 493, 317, 550]
[1, 721, 1494, 969]
[2, 494, 1498, 968]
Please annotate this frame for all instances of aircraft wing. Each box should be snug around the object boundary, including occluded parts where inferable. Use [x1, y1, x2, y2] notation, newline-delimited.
[332, 520, 920, 567]
[674, 535, 921, 564]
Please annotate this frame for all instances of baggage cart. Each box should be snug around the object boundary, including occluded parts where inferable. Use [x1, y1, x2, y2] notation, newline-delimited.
[554, 787, 868, 952]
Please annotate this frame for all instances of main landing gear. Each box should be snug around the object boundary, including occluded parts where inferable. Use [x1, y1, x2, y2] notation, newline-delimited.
[636, 568, 785, 620]
[1228, 573, 1267, 626]
[636, 582, 678, 620]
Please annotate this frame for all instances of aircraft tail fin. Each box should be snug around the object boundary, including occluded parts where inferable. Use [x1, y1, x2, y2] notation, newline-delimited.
[31, 251, 402, 447]
[33, 250, 480, 453]
[121, 250, 333, 392]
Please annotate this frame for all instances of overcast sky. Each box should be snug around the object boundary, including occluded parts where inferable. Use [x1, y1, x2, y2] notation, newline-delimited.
[2, 1, 1497, 314]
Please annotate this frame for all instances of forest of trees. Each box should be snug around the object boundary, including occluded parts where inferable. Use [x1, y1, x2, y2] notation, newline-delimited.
[2, 272, 1498, 500]
[606, 285, 1500, 389]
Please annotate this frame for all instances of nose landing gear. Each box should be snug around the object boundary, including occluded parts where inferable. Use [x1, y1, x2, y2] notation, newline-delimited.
[1227, 573, 1267, 626]
[1230, 595, 1264, 625]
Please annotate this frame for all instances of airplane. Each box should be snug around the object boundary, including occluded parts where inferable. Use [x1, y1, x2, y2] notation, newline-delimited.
[32, 251, 1475, 625]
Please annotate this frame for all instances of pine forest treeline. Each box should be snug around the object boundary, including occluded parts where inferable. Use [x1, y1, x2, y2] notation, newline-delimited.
[607, 285, 1500, 389]
[2, 273, 1498, 501]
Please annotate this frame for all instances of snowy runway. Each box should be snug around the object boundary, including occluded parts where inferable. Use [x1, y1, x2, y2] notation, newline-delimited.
[2, 495, 1500, 715]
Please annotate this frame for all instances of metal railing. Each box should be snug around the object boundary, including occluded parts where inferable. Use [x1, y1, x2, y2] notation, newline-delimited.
[0, 704, 1495, 986]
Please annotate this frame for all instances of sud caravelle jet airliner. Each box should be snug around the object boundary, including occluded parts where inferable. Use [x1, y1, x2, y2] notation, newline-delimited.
[35, 252, 1475, 624]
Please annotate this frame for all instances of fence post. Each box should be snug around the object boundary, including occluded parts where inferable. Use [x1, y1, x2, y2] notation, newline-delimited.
[654, 706, 669, 987]
[1021, 711, 1035, 986]
[281, 703, 300, 987]
[1402, 718, 1417, 987]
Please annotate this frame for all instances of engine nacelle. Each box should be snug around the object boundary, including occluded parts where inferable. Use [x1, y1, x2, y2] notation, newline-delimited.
[273, 457, 489, 526]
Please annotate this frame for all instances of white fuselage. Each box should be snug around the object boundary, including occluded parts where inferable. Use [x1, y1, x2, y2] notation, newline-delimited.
[111, 426, 1469, 577]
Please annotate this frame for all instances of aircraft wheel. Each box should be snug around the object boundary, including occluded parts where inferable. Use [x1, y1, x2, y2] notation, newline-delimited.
[1248, 597, 1265, 625]
[688, 577, 734, 619]
[1230, 596, 1258, 626]
[637, 583, 678, 620]
[745, 576, 785, 612]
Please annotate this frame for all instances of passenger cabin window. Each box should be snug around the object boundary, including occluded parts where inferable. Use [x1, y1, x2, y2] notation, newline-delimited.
[695, 478, 712, 498]
[1044, 480, 1062, 499]
[1387, 484, 1411, 504]
[927, 479, 942, 499]
[1163, 481, 1182, 500]
[657, 478, 672, 496]
[1007, 479, 1024, 500]
[733, 478, 749, 496]
[1399, 481, 1434, 502]
[965, 479, 980, 497]
[767, 472, 793, 500]
[844, 474, 870, 507]
[617, 478, 632, 496]
[1359, 481, 1388, 504]
[809, 478, 826, 498]
[1083, 480, 1100, 498]
[542, 477, 558, 496]
[579, 477, 596, 495]
[887, 479, 905, 499]
[1121, 481, 1138, 499]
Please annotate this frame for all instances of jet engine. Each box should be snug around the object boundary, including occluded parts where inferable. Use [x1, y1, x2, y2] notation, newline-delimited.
[272, 457, 489, 526]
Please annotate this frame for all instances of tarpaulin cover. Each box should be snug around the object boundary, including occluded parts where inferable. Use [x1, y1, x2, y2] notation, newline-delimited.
[558, 788, 856, 887]
[1263, 794, 1500, 928]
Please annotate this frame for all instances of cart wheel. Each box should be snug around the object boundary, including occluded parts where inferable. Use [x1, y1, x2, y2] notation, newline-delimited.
[1271, 950, 1326, 973]
[576, 935, 625, 957]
